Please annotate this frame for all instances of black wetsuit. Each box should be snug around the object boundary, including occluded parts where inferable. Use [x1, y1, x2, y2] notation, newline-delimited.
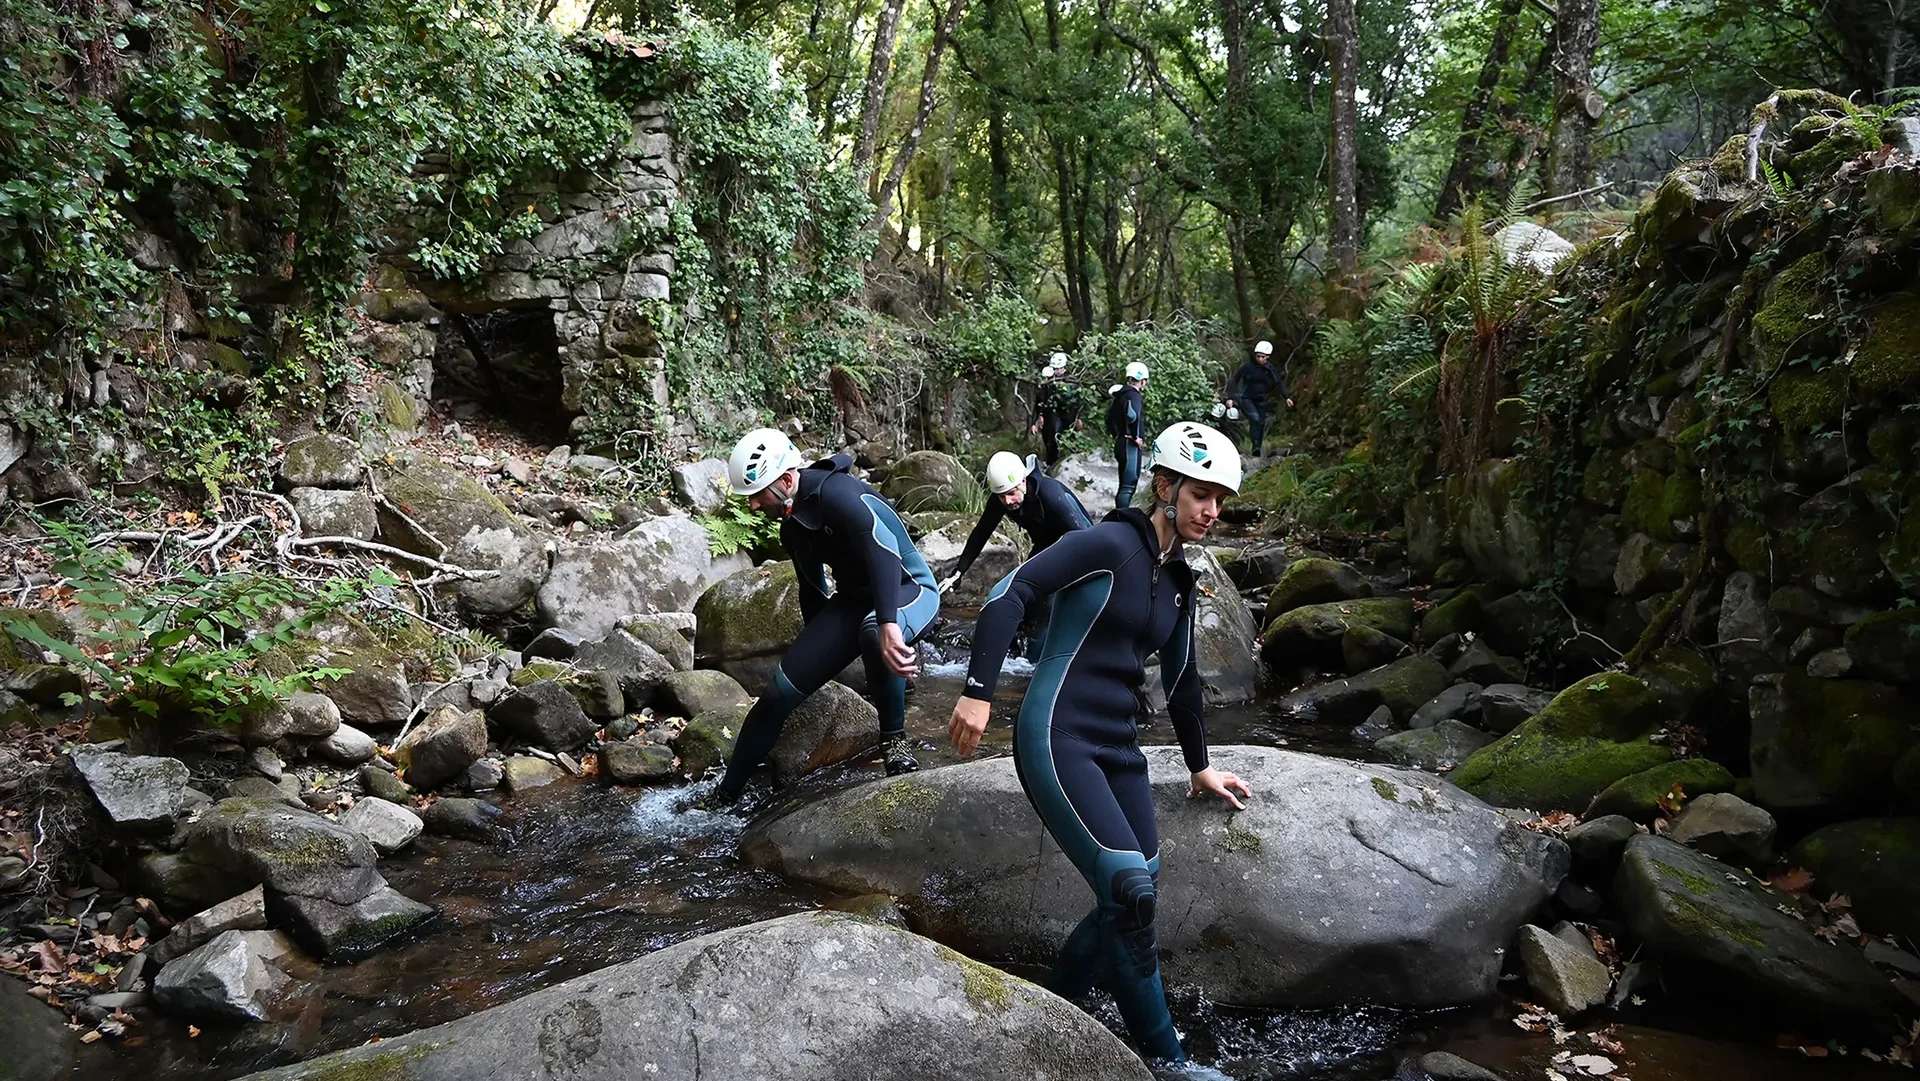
[714, 455, 939, 799]
[949, 467, 1093, 585]
[1106, 384, 1146, 508]
[963, 508, 1206, 1063]
[1033, 380, 1076, 467]
[1226, 358, 1290, 456]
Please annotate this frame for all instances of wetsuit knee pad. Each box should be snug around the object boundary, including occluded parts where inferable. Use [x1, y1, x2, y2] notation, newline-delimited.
[1108, 865, 1160, 977]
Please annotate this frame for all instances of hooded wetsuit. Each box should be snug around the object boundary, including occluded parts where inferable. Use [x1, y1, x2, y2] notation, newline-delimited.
[713, 455, 939, 799]
[948, 465, 1093, 586]
[962, 507, 1206, 1064]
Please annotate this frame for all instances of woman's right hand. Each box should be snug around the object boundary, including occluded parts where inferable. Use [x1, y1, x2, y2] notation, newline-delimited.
[948, 697, 991, 757]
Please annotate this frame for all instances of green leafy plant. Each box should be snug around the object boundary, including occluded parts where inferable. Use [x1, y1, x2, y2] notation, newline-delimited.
[899, 470, 988, 516]
[699, 496, 782, 556]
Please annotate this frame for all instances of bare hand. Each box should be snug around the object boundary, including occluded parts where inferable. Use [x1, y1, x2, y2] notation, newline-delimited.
[948, 697, 990, 756]
[1135, 437, 1146, 449]
[1029, 423, 1039, 434]
[1285, 398, 1295, 408]
[1226, 399, 1235, 408]
[879, 622, 918, 677]
[1073, 420, 1083, 431]
[1188, 768, 1251, 810]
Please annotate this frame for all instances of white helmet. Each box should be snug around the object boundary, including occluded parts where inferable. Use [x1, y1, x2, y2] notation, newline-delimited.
[727, 427, 806, 495]
[1254, 339, 1273, 355]
[1125, 361, 1149, 382]
[1226, 406, 1241, 420]
[1151, 421, 1242, 493]
[1049, 351, 1069, 370]
[985, 451, 1032, 494]
[1209, 402, 1226, 418]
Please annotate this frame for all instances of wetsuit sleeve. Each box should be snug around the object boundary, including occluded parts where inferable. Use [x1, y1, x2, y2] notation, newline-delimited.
[1044, 479, 1092, 531]
[1224, 362, 1246, 401]
[822, 477, 910, 626]
[1160, 593, 1209, 772]
[787, 523, 831, 623]
[963, 528, 1121, 702]
[1126, 392, 1142, 441]
[952, 500, 1006, 582]
[1275, 366, 1291, 401]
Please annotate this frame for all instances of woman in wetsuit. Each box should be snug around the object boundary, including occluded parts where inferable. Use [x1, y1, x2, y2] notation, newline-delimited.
[947, 420, 1250, 1079]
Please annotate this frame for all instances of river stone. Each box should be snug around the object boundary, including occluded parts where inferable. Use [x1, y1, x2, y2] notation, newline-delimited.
[1614, 835, 1903, 1023]
[694, 561, 807, 690]
[69, 748, 190, 827]
[1413, 1052, 1507, 1081]
[226, 775, 300, 805]
[1516, 923, 1611, 1016]
[601, 740, 677, 784]
[769, 681, 880, 783]
[289, 487, 377, 541]
[1748, 672, 1916, 810]
[1668, 793, 1776, 867]
[1452, 673, 1672, 812]
[1350, 704, 1397, 747]
[1477, 684, 1552, 735]
[1417, 589, 1483, 643]
[276, 885, 433, 958]
[375, 456, 551, 616]
[523, 627, 583, 661]
[1342, 624, 1409, 674]
[150, 886, 268, 967]
[1374, 720, 1493, 773]
[1182, 545, 1261, 705]
[673, 708, 743, 778]
[320, 651, 412, 728]
[502, 755, 563, 792]
[421, 797, 500, 842]
[1446, 640, 1522, 686]
[139, 852, 252, 915]
[0, 960, 76, 1080]
[1263, 597, 1417, 670]
[575, 629, 674, 706]
[313, 722, 377, 765]
[183, 798, 381, 905]
[229, 911, 1149, 1081]
[358, 763, 412, 804]
[742, 747, 1566, 1007]
[1409, 683, 1482, 730]
[339, 797, 424, 855]
[537, 515, 749, 639]
[1567, 815, 1639, 880]
[489, 680, 596, 751]
[1585, 759, 1735, 821]
[396, 705, 487, 789]
[621, 618, 694, 671]
[916, 516, 1019, 610]
[153, 929, 297, 1022]
[1279, 655, 1450, 725]
[278, 433, 363, 489]
[670, 458, 730, 514]
[1790, 818, 1920, 942]
[1266, 557, 1373, 619]
[659, 668, 752, 718]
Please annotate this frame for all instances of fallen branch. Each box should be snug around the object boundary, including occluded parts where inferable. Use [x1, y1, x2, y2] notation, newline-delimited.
[1746, 92, 1782, 183]
[1521, 182, 1613, 212]
[286, 535, 499, 580]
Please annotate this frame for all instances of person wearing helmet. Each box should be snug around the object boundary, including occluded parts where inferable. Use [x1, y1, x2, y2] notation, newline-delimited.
[1224, 340, 1292, 458]
[700, 427, 941, 807]
[946, 421, 1250, 1080]
[1028, 353, 1081, 469]
[937, 451, 1092, 596]
[1104, 361, 1149, 508]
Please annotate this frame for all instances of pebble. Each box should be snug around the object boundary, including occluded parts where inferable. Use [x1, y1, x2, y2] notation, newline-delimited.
[249, 746, 285, 782]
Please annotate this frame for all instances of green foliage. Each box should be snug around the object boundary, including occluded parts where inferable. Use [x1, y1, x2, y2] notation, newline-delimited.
[931, 293, 1037, 380]
[2, 522, 373, 727]
[1077, 320, 1223, 437]
[900, 470, 988, 517]
[699, 496, 783, 556]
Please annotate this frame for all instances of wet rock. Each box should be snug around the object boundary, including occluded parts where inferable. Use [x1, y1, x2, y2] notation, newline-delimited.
[339, 797, 423, 855]
[1410, 683, 1482, 730]
[421, 797, 499, 842]
[1791, 818, 1920, 942]
[1748, 672, 1915, 810]
[1185, 546, 1261, 705]
[670, 458, 730, 515]
[659, 668, 752, 718]
[278, 434, 364, 490]
[743, 747, 1567, 1007]
[1614, 835, 1903, 1024]
[1279, 655, 1449, 725]
[1585, 759, 1735, 821]
[1567, 815, 1639, 879]
[276, 885, 433, 958]
[601, 740, 677, 784]
[227, 911, 1150, 1081]
[620, 618, 694, 672]
[575, 629, 674, 706]
[464, 758, 504, 791]
[501, 755, 563, 792]
[1266, 557, 1372, 619]
[1263, 597, 1415, 670]
[395, 705, 486, 790]
[1668, 793, 1776, 867]
[489, 681, 596, 751]
[769, 681, 879, 783]
[537, 515, 749, 640]
[289, 487, 377, 541]
[138, 852, 252, 915]
[315, 723, 377, 765]
[523, 627, 583, 661]
[1453, 673, 1672, 812]
[183, 798, 381, 905]
[153, 929, 298, 1022]
[1446, 640, 1522, 686]
[1341, 624, 1409, 674]
[1412, 1051, 1507, 1081]
[1375, 721, 1493, 773]
[358, 764, 411, 804]
[694, 562, 808, 690]
[1516, 923, 1610, 1016]
[1476, 684, 1553, 735]
[150, 886, 268, 967]
[1350, 704, 1397, 747]
[69, 748, 191, 827]
[672, 709, 741, 778]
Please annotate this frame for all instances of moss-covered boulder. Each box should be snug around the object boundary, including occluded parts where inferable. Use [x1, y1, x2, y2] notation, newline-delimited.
[672, 707, 744, 778]
[1456, 459, 1549, 587]
[278, 433, 365, 490]
[1586, 759, 1737, 821]
[183, 798, 382, 905]
[1452, 673, 1674, 812]
[1635, 645, 1718, 722]
[1277, 655, 1450, 725]
[1374, 720, 1493, 773]
[537, 515, 749, 640]
[878, 450, 968, 508]
[376, 455, 549, 615]
[1750, 253, 1831, 373]
[1621, 469, 1702, 543]
[1262, 597, 1415, 670]
[1417, 588, 1482, 642]
[1340, 623, 1409, 674]
[1790, 818, 1920, 942]
[1856, 291, 1920, 396]
[1265, 558, 1372, 619]
[1748, 672, 1918, 811]
[1843, 608, 1920, 683]
[695, 562, 806, 690]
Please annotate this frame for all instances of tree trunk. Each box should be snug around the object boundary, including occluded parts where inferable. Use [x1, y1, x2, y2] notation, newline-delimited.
[1326, 0, 1361, 284]
[852, 0, 909, 171]
[1434, 0, 1526, 220]
[1054, 138, 1088, 330]
[1547, 0, 1601, 198]
[871, 0, 970, 228]
[983, 0, 1014, 252]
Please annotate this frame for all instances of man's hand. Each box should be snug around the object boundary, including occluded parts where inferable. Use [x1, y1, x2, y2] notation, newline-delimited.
[878, 622, 918, 677]
[1285, 398, 1295, 408]
[937, 573, 959, 594]
[948, 697, 991, 756]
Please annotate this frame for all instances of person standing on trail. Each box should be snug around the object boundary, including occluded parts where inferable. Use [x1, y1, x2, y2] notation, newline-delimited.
[1029, 353, 1081, 470]
[1224, 340, 1292, 459]
[937, 451, 1092, 597]
[692, 428, 941, 809]
[947, 420, 1250, 1081]
[1106, 361, 1149, 508]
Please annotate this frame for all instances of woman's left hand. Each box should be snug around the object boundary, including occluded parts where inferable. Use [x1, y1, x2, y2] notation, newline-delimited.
[1188, 768, 1251, 810]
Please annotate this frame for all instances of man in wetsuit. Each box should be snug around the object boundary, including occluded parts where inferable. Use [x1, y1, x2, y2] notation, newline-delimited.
[1224, 339, 1292, 458]
[1029, 353, 1079, 470]
[696, 428, 941, 808]
[936, 451, 1091, 596]
[1106, 361, 1148, 508]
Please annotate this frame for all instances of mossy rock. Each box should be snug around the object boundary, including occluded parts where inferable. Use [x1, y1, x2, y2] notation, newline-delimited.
[1805, 518, 1887, 601]
[1452, 673, 1673, 811]
[1621, 469, 1701, 542]
[1856, 292, 1920, 395]
[1768, 367, 1846, 434]
[1750, 254, 1830, 369]
[1586, 759, 1737, 821]
[1456, 458, 1550, 587]
[694, 562, 807, 690]
[376, 380, 419, 430]
[1635, 645, 1718, 720]
[1749, 671, 1918, 810]
[507, 664, 621, 719]
[1262, 597, 1415, 669]
[1789, 818, 1920, 942]
[509, 662, 567, 688]
[1340, 624, 1408, 675]
[1417, 588, 1483, 642]
[672, 707, 745, 778]
[1866, 165, 1920, 232]
[376, 457, 526, 563]
[1843, 609, 1920, 683]
[1265, 557, 1372, 618]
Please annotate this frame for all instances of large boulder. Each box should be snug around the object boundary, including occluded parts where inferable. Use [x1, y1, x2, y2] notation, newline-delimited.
[489, 680, 597, 751]
[230, 912, 1150, 1081]
[1374, 720, 1493, 773]
[537, 514, 749, 639]
[68, 748, 190, 827]
[1263, 597, 1417, 670]
[574, 629, 675, 706]
[375, 456, 550, 615]
[318, 647, 413, 728]
[694, 562, 806, 690]
[769, 681, 880, 783]
[1477, 683, 1553, 734]
[276, 884, 434, 958]
[915, 517, 1019, 610]
[1614, 835, 1903, 1025]
[1278, 655, 1449, 725]
[879, 450, 968, 506]
[1184, 545, 1260, 705]
[339, 797, 424, 855]
[1669, 793, 1778, 868]
[1456, 459, 1549, 587]
[1052, 451, 1120, 508]
[670, 458, 731, 515]
[278, 433, 364, 489]
[394, 705, 488, 789]
[1844, 609, 1920, 683]
[288, 487, 377, 541]
[1452, 673, 1673, 812]
[183, 798, 382, 905]
[659, 668, 753, 717]
[1265, 557, 1372, 619]
[1585, 759, 1736, 821]
[1748, 672, 1916, 810]
[1790, 818, 1920, 942]
[742, 747, 1567, 1007]
[152, 929, 299, 1022]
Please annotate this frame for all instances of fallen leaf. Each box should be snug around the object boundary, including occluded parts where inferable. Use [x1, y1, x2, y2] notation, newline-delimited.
[80, 1030, 101, 1044]
[1571, 1053, 1617, 1074]
[1770, 867, 1814, 893]
[188, 1024, 201, 1038]
[29, 940, 64, 971]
